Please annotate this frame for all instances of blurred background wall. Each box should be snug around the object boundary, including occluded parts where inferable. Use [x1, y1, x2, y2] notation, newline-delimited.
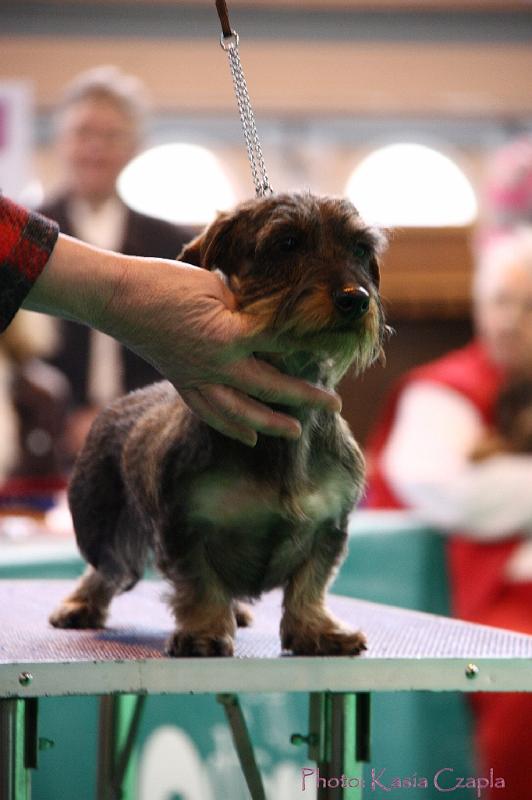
[1, 0, 532, 442]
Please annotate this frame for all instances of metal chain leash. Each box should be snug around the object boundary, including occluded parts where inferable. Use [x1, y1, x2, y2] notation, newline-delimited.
[216, 1, 273, 197]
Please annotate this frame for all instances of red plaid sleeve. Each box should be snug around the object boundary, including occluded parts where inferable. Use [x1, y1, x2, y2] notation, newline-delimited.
[0, 195, 59, 331]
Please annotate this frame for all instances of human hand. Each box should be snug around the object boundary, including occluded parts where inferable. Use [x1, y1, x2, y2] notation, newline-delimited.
[102, 257, 341, 445]
[25, 235, 341, 445]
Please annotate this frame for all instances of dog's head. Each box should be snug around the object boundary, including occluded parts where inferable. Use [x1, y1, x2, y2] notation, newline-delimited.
[179, 192, 387, 385]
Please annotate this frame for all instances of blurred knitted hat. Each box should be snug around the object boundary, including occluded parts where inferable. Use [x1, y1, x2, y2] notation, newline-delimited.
[479, 136, 532, 247]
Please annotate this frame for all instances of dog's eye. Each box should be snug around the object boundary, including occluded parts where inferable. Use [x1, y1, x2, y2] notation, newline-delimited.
[353, 242, 371, 260]
[273, 233, 301, 255]
[277, 235, 300, 253]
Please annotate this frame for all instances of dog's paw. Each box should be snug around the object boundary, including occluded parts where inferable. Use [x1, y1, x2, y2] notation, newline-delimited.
[49, 602, 106, 629]
[233, 601, 254, 628]
[165, 631, 234, 658]
[281, 625, 367, 657]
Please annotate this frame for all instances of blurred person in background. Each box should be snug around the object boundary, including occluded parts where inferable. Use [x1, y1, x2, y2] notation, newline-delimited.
[476, 135, 532, 252]
[39, 65, 194, 455]
[365, 136, 532, 800]
[0, 311, 69, 519]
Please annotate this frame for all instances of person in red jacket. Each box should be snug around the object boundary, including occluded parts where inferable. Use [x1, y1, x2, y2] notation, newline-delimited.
[0, 195, 340, 448]
[365, 227, 532, 798]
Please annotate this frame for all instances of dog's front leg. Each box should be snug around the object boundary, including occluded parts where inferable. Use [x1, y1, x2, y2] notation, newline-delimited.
[165, 574, 236, 658]
[280, 525, 367, 656]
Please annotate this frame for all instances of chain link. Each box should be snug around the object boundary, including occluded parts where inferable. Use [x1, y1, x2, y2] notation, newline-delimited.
[221, 33, 273, 198]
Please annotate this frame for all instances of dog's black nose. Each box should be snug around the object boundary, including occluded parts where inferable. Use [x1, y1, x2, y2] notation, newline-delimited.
[333, 287, 371, 320]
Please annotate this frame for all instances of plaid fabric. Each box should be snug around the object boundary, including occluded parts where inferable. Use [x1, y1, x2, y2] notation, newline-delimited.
[0, 196, 59, 331]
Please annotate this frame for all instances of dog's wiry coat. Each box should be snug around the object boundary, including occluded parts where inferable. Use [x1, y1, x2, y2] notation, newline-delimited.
[50, 193, 387, 657]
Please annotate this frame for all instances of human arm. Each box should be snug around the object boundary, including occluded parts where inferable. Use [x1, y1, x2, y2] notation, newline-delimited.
[381, 381, 532, 538]
[0, 197, 340, 444]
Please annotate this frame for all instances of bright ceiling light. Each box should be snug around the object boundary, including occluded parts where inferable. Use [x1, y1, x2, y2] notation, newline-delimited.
[117, 143, 236, 225]
[345, 143, 477, 227]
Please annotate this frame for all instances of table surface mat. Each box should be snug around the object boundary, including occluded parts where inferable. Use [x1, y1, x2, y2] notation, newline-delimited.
[1, 579, 532, 664]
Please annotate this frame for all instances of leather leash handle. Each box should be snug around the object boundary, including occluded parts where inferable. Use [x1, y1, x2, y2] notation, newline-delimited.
[215, 0, 233, 39]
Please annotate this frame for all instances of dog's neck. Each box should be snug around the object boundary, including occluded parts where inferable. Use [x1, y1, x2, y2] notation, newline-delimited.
[258, 351, 336, 393]
[243, 352, 353, 523]
[208, 351, 350, 521]
[252, 351, 338, 472]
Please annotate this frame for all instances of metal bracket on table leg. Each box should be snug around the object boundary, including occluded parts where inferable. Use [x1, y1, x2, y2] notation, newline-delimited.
[304, 692, 371, 799]
[0, 698, 39, 800]
[217, 693, 266, 800]
[97, 694, 146, 800]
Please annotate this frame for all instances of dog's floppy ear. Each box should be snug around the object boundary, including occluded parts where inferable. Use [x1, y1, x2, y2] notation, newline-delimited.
[369, 254, 381, 289]
[368, 227, 388, 289]
[178, 211, 239, 274]
[177, 231, 207, 268]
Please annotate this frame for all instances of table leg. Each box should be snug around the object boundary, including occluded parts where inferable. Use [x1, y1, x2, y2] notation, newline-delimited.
[97, 694, 145, 800]
[305, 692, 370, 799]
[0, 698, 38, 800]
[217, 693, 266, 800]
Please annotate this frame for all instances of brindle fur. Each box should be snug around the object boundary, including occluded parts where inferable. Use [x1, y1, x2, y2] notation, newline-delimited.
[50, 193, 387, 657]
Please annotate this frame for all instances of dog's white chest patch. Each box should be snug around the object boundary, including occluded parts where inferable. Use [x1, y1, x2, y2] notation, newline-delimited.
[188, 471, 353, 529]
[189, 474, 276, 528]
[296, 478, 351, 521]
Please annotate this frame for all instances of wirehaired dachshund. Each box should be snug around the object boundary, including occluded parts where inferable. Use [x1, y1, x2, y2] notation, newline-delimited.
[50, 192, 387, 657]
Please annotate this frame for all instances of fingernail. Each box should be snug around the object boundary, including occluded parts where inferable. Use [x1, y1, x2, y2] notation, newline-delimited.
[329, 395, 342, 413]
[288, 422, 302, 439]
[244, 432, 258, 447]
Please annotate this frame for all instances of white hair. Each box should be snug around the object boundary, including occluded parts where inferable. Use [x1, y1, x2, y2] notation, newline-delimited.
[56, 65, 149, 138]
[473, 227, 532, 300]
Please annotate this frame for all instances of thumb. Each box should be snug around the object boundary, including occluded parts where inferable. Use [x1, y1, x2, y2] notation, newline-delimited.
[224, 308, 289, 353]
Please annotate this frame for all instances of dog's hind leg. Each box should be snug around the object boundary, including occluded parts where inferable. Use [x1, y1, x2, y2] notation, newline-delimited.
[50, 440, 151, 629]
[49, 565, 117, 629]
[233, 600, 254, 628]
[49, 498, 151, 630]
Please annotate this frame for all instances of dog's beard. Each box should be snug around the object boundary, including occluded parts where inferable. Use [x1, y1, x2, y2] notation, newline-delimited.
[266, 300, 385, 387]
[263, 329, 381, 389]
[303, 329, 380, 385]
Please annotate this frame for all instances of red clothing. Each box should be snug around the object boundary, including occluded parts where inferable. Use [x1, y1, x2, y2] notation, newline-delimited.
[365, 341, 532, 799]
[0, 196, 59, 331]
[366, 341, 501, 511]
[365, 340, 523, 624]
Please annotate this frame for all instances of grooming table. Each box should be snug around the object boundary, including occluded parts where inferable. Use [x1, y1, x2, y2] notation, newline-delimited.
[1, 580, 532, 800]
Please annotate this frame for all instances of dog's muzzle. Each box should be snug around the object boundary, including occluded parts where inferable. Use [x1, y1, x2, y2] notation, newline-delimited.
[332, 286, 370, 322]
